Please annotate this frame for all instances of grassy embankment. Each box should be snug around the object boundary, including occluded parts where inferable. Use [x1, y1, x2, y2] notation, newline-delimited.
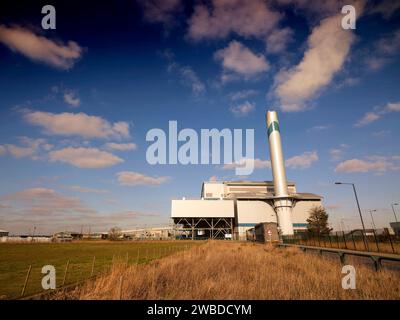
[54, 241, 400, 300]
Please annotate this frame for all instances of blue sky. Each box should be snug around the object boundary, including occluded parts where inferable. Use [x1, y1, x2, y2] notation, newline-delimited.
[0, 0, 400, 234]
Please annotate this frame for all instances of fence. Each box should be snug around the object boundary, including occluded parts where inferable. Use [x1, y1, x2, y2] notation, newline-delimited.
[0, 243, 194, 300]
[282, 228, 399, 254]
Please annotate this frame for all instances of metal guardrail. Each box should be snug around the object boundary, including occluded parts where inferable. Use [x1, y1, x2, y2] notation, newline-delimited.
[276, 243, 400, 271]
[282, 229, 399, 254]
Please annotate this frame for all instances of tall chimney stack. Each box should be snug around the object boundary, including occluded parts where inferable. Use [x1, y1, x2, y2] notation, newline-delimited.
[266, 111, 294, 236]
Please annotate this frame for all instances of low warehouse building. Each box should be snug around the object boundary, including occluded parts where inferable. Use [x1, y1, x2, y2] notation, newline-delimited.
[122, 227, 173, 240]
[0, 229, 9, 237]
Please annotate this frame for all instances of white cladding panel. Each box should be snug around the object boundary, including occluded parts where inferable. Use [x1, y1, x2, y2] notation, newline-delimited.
[292, 200, 322, 223]
[171, 199, 234, 218]
[237, 200, 277, 224]
[202, 183, 226, 199]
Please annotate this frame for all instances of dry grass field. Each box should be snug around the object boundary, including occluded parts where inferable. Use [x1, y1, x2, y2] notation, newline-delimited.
[54, 241, 400, 300]
[0, 241, 196, 299]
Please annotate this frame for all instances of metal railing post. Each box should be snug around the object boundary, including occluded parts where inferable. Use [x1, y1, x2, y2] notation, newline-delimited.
[342, 231, 348, 250]
[317, 233, 321, 247]
[62, 260, 70, 286]
[372, 229, 379, 252]
[387, 230, 395, 254]
[336, 232, 340, 249]
[91, 256, 96, 276]
[351, 232, 356, 250]
[21, 265, 32, 297]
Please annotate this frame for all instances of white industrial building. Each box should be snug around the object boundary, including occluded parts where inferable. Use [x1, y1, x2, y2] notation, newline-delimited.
[171, 111, 324, 240]
[171, 181, 322, 240]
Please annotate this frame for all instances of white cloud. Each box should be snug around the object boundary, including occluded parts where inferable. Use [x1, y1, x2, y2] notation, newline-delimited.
[63, 91, 80, 107]
[0, 188, 161, 233]
[252, 159, 271, 169]
[222, 158, 271, 170]
[187, 0, 280, 41]
[2, 188, 94, 216]
[329, 144, 349, 161]
[116, 171, 170, 186]
[230, 101, 255, 117]
[375, 31, 400, 55]
[364, 57, 389, 71]
[49, 147, 123, 168]
[164, 51, 206, 96]
[335, 156, 400, 173]
[0, 203, 11, 209]
[265, 27, 293, 54]
[273, 13, 356, 112]
[368, 1, 400, 19]
[308, 125, 331, 132]
[104, 142, 137, 151]
[0, 137, 52, 160]
[229, 89, 258, 101]
[69, 186, 109, 194]
[329, 143, 350, 161]
[221, 152, 318, 171]
[386, 102, 400, 112]
[325, 204, 340, 210]
[275, 0, 346, 18]
[138, 0, 182, 25]
[179, 66, 206, 95]
[0, 25, 82, 70]
[336, 77, 360, 89]
[372, 130, 390, 137]
[355, 102, 400, 127]
[4, 144, 35, 158]
[285, 151, 318, 169]
[23, 110, 130, 139]
[215, 41, 269, 81]
[355, 111, 381, 127]
[112, 122, 130, 139]
[330, 149, 343, 161]
[365, 29, 400, 71]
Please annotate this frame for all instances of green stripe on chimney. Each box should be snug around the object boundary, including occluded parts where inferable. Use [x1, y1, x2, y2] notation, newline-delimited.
[267, 121, 280, 137]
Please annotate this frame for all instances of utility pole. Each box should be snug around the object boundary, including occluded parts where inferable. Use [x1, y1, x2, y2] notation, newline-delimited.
[335, 182, 369, 251]
[391, 203, 399, 222]
[369, 209, 377, 229]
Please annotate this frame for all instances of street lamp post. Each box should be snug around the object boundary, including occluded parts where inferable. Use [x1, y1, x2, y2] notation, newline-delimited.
[391, 203, 399, 222]
[335, 182, 369, 251]
[340, 218, 346, 232]
[368, 209, 377, 230]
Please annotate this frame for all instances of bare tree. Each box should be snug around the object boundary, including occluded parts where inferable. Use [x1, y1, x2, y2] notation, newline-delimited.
[108, 227, 122, 241]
